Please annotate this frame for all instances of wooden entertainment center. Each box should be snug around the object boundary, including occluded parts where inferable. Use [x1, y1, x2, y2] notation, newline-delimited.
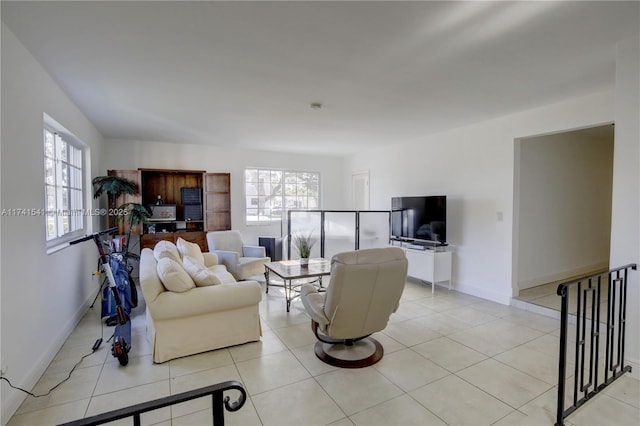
[108, 168, 231, 251]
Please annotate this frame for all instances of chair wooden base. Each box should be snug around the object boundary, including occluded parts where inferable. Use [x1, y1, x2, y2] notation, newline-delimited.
[313, 337, 384, 368]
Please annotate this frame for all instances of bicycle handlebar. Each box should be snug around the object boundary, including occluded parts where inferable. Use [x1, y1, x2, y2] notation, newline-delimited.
[69, 227, 119, 245]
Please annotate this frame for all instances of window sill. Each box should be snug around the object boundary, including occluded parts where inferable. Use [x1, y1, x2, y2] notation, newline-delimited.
[46, 242, 71, 255]
[46, 229, 87, 254]
[246, 220, 282, 226]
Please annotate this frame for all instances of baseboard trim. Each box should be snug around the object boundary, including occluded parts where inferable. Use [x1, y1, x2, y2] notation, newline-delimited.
[455, 281, 512, 305]
[518, 262, 609, 290]
[510, 299, 562, 319]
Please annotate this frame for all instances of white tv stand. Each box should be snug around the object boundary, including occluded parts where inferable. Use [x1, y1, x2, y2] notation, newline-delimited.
[391, 241, 453, 295]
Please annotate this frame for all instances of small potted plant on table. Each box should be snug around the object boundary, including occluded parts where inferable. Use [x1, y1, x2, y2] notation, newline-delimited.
[293, 232, 315, 266]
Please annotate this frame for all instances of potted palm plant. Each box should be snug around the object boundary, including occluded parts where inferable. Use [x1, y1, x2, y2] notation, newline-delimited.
[293, 231, 315, 266]
[92, 175, 150, 258]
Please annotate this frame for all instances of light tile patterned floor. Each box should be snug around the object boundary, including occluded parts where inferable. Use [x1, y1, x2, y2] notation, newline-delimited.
[515, 272, 610, 317]
[7, 279, 639, 426]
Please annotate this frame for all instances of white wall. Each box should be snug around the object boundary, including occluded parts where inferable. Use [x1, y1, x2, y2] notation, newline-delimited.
[1, 24, 105, 422]
[101, 139, 346, 246]
[611, 36, 640, 373]
[516, 129, 613, 289]
[345, 90, 614, 304]
[345, 35, 639, 369]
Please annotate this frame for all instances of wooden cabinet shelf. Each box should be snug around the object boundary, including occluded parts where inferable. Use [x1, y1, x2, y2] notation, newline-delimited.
[205, 173, 231, 231]
[139, 168, 204, 222]
[144, 220, 204, 234]
[108, 168, 231, 250]
[140, 231, 207, 251]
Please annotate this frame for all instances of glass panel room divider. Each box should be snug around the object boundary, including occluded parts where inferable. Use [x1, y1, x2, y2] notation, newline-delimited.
[287, 210, 391, 259]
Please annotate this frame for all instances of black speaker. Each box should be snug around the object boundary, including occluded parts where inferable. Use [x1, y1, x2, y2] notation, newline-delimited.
[183, 204, 203, 221]
[181, 187, 202, 205]
[259, 237, 282, 261]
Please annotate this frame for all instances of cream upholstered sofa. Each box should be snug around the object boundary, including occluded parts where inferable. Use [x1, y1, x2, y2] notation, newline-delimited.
[139, 238, 262, 363]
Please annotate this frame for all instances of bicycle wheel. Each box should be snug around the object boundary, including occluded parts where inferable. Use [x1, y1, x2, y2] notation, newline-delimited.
[112, 337, 129, 366]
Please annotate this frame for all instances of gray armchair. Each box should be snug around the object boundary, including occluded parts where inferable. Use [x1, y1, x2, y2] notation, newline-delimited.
[206, 230, 270, 280]
[300, 247, 408, 368]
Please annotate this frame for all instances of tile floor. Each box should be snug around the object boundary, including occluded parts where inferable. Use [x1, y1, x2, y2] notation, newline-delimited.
[7, 279, 640, 426]
[514, 272, 610, 316]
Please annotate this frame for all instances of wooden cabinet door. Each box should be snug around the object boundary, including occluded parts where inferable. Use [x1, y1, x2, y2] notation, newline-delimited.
[204, 173, 231, 231]
[107, 169, 142, 235]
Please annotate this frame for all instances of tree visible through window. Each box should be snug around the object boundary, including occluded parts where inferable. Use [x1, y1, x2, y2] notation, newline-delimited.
[245, 168, 319, 223]
[44, 128, 84, 241]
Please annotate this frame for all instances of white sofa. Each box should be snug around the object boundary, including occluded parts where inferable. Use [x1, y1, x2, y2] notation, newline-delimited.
[139, 239, 262, 363]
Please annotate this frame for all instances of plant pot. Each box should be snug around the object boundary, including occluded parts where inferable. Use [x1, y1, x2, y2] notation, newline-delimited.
[300, 258, 309, 267]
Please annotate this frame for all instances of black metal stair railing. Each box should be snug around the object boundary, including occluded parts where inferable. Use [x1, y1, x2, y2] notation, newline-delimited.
[555, 264, 637, 426]
[57, 380, 246, 426]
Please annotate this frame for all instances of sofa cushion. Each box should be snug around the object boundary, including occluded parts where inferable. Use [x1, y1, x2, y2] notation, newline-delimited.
[176, 237, 205, 265]
[183, 256, 221, 286]
[156, 257, 196, 293]
[209, 265, 237, 284]
[153, 240, 182, 264]
[183, 256, 236, 286]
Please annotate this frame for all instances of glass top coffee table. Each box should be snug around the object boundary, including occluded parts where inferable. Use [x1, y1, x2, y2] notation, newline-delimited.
[264, 259, 332, 312]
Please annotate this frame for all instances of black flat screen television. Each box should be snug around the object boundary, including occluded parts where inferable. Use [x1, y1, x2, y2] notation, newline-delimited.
[391, 196, 447, 245]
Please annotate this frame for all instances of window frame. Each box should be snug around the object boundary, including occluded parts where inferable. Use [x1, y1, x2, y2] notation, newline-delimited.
[44, 121, 87, 249]
[244, 167, 320, 225]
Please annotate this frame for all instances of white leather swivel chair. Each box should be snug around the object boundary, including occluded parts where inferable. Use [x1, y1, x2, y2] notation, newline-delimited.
[300, 247, 408, 368]
[206, 230, 270, 280]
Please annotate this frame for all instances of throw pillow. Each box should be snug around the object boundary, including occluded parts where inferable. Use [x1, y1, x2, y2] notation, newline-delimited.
[183, 256, 222, 286]
[156, 257, 196, 293]
[208, 265, 236, 284]
[153, 240, 182, 264]
[176, 237, 205, 265]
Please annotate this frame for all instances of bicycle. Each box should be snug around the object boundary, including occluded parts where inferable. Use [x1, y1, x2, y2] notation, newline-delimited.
[70, 227, 135, 366]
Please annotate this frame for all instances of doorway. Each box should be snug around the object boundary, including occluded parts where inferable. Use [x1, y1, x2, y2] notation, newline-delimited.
[352, 171, 370, 210]
[512, 124, 614, 309]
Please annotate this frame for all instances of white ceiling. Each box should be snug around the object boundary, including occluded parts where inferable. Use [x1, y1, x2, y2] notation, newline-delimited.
[2, 1, 638, 156]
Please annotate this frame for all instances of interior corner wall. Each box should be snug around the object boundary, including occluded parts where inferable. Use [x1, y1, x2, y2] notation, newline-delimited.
[100, 140, 346, 246]
[1, 24, 105, 423]
[516, 130, 613, 290]
[345, 91, 614, 305]
[611, 36, 640, 373]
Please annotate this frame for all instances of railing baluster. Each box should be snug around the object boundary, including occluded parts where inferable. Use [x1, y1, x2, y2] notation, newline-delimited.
[584, 283, 595, 396]
[616, 273, 625, 373]
[620, 268, 629, 376]
[589, 277, 600, 389]
[594, 274, 601, 391]
[555, 264, 636, 426]
[610, 276, 619, 372]
[555, 284, 570, 426]
[574, 280, 581, 405]
[581, 283, 589, 396]
[212, 390, 224, 426]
